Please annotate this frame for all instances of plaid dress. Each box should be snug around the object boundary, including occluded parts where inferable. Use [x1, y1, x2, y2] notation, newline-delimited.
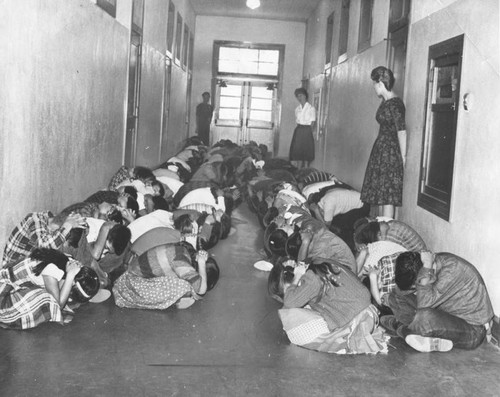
[2, 212, 70, 268]
[0, 258, 63, 329]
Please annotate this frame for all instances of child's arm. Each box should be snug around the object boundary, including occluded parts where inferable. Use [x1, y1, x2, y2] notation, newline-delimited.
[88, 222, 115, 260]
[297, 229, 313, 261]
[369, 270, 382, 306]
[43, 261, 81, 308]
[356, 247, 368, 276]
[195, 251, 208, 295]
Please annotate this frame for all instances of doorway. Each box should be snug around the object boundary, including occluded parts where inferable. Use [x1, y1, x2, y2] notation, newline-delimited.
[124, 19, 143, 168]
[159, 56, 172, 160]
[212, 41, 284, 155]
[387, 0, 411, 98]
[214, 80, 277, 152]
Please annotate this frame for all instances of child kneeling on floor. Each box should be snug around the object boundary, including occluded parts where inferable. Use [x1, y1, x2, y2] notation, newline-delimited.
[268, 257, 388, 354]
[113, 242, 219, 311]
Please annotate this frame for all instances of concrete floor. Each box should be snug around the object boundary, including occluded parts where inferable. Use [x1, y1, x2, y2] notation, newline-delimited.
[1, 205, 499, 397]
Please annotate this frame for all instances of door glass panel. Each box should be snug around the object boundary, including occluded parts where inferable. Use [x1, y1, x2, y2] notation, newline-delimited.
[127, 44, 138, 116]
[427, 110, 454, 194]
[220, 85, 242, 97]
[251, 98, 273, 111]
[251, 86, 273, 99]
[219, 108, 241, 120]
[434, 64, 458, 105]
[418, 34, 463, 220]
[250, 110, 272, 122]
[219, 96, 242, 108]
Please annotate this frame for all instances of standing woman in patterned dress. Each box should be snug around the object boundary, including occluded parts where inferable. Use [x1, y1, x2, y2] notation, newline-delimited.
[289, 88, 316, 169]
[361, 67, 406, 219]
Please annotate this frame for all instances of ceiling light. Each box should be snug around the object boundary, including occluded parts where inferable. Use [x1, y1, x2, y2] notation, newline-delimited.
[246, 0, 260, 10]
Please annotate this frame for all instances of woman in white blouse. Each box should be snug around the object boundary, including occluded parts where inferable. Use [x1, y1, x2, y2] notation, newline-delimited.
[289, 88, 316, 169]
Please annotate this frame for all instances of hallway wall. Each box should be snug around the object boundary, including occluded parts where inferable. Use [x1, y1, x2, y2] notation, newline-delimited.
[190, 16, 306, 157]
[400, 0, 500, 313]
[304, 0, 500, 312]
[136, 0, 196, 166]
[0, 0, 195, 251]
[304, 0, 390, 184]
[0, 0, 129, 251]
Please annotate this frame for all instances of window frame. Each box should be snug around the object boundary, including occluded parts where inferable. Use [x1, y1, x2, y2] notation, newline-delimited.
[174, 12, 183, 65]
[212, 41, 285, 82]
[188, 34, 194, 72]
[325, 11, 335, 68]
[166, 1, 176, 58]
[357, 0, 373, 53]
[131, 0, 145, 34]
[96, 0, 116, 18]
[338, 0, 350, 63]
[389, 0, 411, 33]
[418, 34, 464, 221]
[182, 25, 189, 69]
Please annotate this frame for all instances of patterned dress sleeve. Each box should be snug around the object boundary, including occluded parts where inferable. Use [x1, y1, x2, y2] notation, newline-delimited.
[390, 100, 406, 131]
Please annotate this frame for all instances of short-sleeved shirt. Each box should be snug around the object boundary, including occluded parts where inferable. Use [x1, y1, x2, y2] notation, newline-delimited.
[295, 102, 316, 125]
[178, 188, 225, 212]
[156, 176, 184, 196]
[376, 253, 399, 296]
[301, 181, 337, 200]
[29, 262, 65, 286]
[318, 189, 364, 222]
[128, 210, 175, 243]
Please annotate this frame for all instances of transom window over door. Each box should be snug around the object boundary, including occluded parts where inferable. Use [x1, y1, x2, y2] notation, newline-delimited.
[217, 47, 280, 77]
[212, 41, 284, 154]
[418, 35, 464, 221]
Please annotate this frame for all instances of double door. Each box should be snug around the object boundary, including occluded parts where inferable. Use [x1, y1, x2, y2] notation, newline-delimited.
[214, 80, 278, 153]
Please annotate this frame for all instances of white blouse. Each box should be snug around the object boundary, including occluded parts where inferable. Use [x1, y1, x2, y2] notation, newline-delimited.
[295, 102, 316, 126]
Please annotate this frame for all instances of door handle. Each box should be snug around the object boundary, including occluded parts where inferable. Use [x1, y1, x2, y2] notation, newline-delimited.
[246, 119, 249, 127]
[240, 119, 243, 128]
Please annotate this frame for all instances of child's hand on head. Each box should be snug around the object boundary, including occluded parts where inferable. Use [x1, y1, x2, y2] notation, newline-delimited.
[66, 260, 82, 278]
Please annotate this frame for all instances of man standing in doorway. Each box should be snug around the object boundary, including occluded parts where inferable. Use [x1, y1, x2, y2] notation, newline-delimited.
[196, 92, 214, 146]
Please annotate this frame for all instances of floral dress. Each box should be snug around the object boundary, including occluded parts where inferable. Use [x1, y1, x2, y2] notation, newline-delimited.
[361, 97, 405, 206]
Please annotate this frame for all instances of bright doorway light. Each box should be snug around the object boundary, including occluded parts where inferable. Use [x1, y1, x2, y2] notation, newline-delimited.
[246, 0, 261, 10]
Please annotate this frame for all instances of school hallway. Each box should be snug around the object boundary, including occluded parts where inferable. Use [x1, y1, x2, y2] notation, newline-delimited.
[0, 204, 499, 397]
[1, 0, 500, 395]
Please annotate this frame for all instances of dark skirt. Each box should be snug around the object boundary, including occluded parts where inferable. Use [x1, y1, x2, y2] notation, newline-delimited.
[289, 125, 314, 161]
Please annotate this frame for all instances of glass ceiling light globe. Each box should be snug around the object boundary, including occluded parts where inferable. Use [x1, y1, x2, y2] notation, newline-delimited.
[246, 0, 260, 10]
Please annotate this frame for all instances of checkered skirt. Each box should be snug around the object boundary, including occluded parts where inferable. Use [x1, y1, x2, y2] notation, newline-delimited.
[0, 260, 63, 329]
